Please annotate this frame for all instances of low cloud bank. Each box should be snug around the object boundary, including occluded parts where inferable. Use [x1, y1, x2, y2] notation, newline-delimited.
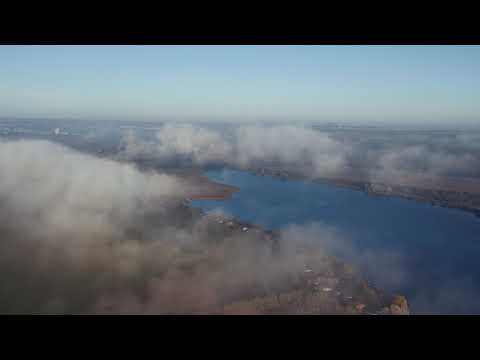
[371, 145, 478, 184]
[1, 135, 479, 314]
[119, 124, 351, 178]
[0, 140, 190, 313]
[0, 140, 187, 241]
[118, 123, 480, 186]
[0, 140, 347, 314]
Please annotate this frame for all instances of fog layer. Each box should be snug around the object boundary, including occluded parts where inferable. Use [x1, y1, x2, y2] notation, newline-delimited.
[119, 123, 480, 185]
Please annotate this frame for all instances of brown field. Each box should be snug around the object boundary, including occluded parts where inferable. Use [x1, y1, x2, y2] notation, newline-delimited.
[184, 173, 239, 200]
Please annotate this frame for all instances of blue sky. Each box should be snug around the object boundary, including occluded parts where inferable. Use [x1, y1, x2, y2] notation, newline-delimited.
[1, 45, 479, 125]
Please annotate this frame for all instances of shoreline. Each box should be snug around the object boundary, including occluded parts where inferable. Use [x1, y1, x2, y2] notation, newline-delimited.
[243, 166, 480, 218]
[187, 208, 409, 315]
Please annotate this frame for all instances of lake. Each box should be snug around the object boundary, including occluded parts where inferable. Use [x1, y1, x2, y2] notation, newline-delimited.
[192, 168, 480, 314]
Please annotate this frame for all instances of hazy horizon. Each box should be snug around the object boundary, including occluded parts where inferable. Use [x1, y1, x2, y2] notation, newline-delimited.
[1, 45, 480, 127]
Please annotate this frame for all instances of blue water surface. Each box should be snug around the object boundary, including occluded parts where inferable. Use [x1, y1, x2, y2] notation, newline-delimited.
[192, 168, 480, 314]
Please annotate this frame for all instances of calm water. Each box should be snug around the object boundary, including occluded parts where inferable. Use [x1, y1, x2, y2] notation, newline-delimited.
[192, 168, 480, 314]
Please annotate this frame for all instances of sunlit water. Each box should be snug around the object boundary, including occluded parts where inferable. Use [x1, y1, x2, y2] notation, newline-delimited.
[192, 168, 480, 314]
